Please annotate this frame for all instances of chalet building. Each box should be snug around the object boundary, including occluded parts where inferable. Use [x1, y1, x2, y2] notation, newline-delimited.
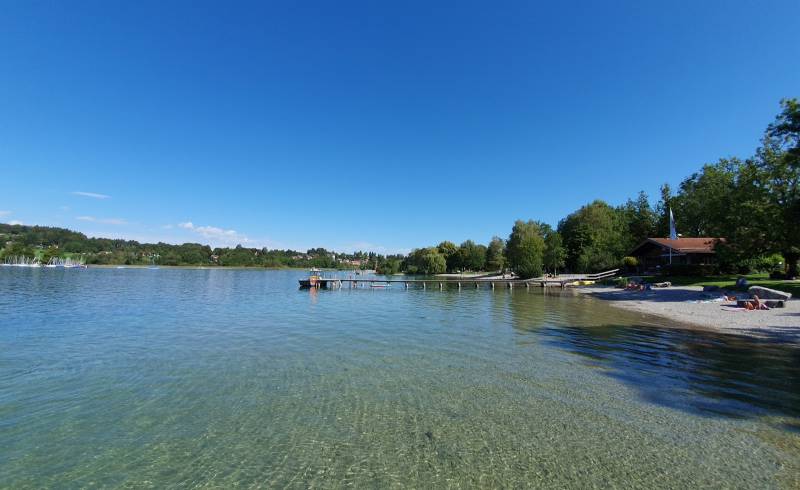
[629, 237, 725, 271]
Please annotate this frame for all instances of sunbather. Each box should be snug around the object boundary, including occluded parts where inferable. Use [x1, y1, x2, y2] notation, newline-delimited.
[745, 295, 769, 310]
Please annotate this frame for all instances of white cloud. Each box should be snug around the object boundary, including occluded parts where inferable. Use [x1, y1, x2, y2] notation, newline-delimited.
[0, 210, 11, 217]
[72, 191, 111, 199]
[8, 220, 23, 225]
[177, 221, 250, 246]
[76, 216, 127, 225]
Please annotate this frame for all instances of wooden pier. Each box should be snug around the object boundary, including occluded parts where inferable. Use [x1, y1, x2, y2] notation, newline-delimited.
[301, 270, 619, 290]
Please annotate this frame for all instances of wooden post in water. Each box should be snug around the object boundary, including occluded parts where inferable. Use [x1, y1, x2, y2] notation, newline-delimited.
[405, 282, 408, 289]
[423, 282, 426, 290]
[491, 282, 495, 290]
[475, 282, 479, 289]
[508, 282, 513, 290]
[439, 283, 443, 290]
[458, 282, 461, 290]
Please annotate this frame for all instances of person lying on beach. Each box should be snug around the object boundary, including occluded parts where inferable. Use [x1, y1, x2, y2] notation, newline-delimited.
[745, 295, 770, 311]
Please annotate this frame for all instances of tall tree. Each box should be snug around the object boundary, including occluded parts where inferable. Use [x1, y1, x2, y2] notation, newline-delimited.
[485, 236, 506, 272]
[437, 241, 460, 272]
[620, 191, 656, 247]
[654, 183, 673, 237]
[458, 240, 486, 271]
[558, 200, 628, 273]
[760, 100, 800, 276]
[671, 159, 740, 237]
[543, 231, 566, 275]
[506, 220, 545, 279]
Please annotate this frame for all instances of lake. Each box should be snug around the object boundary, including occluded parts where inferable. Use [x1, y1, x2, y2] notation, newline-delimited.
[1, 268, 799, 487]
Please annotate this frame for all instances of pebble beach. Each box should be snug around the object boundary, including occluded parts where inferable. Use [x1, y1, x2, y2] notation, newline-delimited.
[577, 285, 800, 339]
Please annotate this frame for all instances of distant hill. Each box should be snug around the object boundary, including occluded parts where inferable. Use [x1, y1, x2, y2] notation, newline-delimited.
[0, 223, 388, 268]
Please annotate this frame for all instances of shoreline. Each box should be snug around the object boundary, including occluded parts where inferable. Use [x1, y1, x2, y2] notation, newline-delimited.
[574, 285, 800, 339]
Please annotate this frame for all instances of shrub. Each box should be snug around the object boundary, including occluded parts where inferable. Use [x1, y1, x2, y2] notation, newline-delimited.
[622, 256, 638, 268]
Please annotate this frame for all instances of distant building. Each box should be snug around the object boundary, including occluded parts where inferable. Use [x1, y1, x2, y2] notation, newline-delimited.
[629, 237, 725, 270]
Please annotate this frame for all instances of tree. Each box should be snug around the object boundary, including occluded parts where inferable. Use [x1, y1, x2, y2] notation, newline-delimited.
[458, 240, 486, 271]
[437, 241, 460, 272]
[620, 191, 656, 248]
[558, 200, 627, 273]
[543, 231, 566, 274]
[759, 101, 800, 276]
[506, 220, 545, 279]
[654, 183, 673, 238]
[768, 98, 800, 159]
[404, 247, 447, 275]
[377, 258, 401, 275]
[485, 236, 506, 272]
[422, 251, 447, 275]
[671, 159, 740, 237]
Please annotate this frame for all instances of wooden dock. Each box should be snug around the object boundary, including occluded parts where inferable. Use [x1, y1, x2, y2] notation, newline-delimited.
[301, 269, 619, 290]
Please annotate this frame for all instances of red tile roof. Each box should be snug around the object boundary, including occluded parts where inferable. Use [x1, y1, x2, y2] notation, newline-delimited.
[640, 237, 724, 254]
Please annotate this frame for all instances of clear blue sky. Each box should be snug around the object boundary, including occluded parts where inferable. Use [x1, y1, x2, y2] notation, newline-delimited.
[1, 1, 798, 253]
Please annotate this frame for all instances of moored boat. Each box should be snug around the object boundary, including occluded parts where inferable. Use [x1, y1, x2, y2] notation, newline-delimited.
[299, 268, 323, 288]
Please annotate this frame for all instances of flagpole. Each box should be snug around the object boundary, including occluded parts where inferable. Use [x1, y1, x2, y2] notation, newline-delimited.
[669, 207, 675, 266]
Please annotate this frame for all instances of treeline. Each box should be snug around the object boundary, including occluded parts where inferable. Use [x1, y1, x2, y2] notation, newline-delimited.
[0, 224, 397, 269]
[401, 98, 799, 278]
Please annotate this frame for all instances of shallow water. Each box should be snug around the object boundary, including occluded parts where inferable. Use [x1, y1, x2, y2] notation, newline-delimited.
[1, 268, 799, 487]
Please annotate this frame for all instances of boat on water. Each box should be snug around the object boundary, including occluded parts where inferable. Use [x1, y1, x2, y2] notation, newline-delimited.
[46, 257, 87, 268]
[298, 268, 324, 288]
[3, 256, 45, 267]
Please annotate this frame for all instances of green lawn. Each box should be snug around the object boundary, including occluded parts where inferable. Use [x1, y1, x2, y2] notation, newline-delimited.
[633, 273, 799, 297]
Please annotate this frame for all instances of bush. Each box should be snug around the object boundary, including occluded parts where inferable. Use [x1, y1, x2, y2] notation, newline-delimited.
[622, 256, 638, 268]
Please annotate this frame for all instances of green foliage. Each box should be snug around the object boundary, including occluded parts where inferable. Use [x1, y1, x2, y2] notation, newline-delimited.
[0, 224, 390, 269]
[622, 256, 638, 268]
[377, 258, 402, 275]
[506, 220, 545, 279]
[620, 191, 656, 249]
[654, 183, 672, 238]
[543, 231, 566, 274]
[437, 241, 460, 272]
[485, 236, 506, 272]
[458, 240, 486, 271]
[558, 200, 628, 273]
[404, 248, 448, 275]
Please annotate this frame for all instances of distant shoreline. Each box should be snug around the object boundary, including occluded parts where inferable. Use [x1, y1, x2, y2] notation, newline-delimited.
[88, 265, 315, 271]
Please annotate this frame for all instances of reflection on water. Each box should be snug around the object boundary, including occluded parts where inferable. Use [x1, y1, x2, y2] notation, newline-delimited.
[1, 268, 799, 488]
[540, 322, 800, 420]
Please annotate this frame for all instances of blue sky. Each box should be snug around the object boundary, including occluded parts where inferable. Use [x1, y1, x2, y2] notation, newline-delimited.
[1, 1, 798, 253]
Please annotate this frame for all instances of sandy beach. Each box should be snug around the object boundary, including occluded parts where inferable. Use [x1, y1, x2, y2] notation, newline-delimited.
[576, 285, 800, 339]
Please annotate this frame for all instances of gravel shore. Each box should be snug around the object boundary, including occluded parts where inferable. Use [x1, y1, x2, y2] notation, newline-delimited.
[575, 285, 800, 339]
